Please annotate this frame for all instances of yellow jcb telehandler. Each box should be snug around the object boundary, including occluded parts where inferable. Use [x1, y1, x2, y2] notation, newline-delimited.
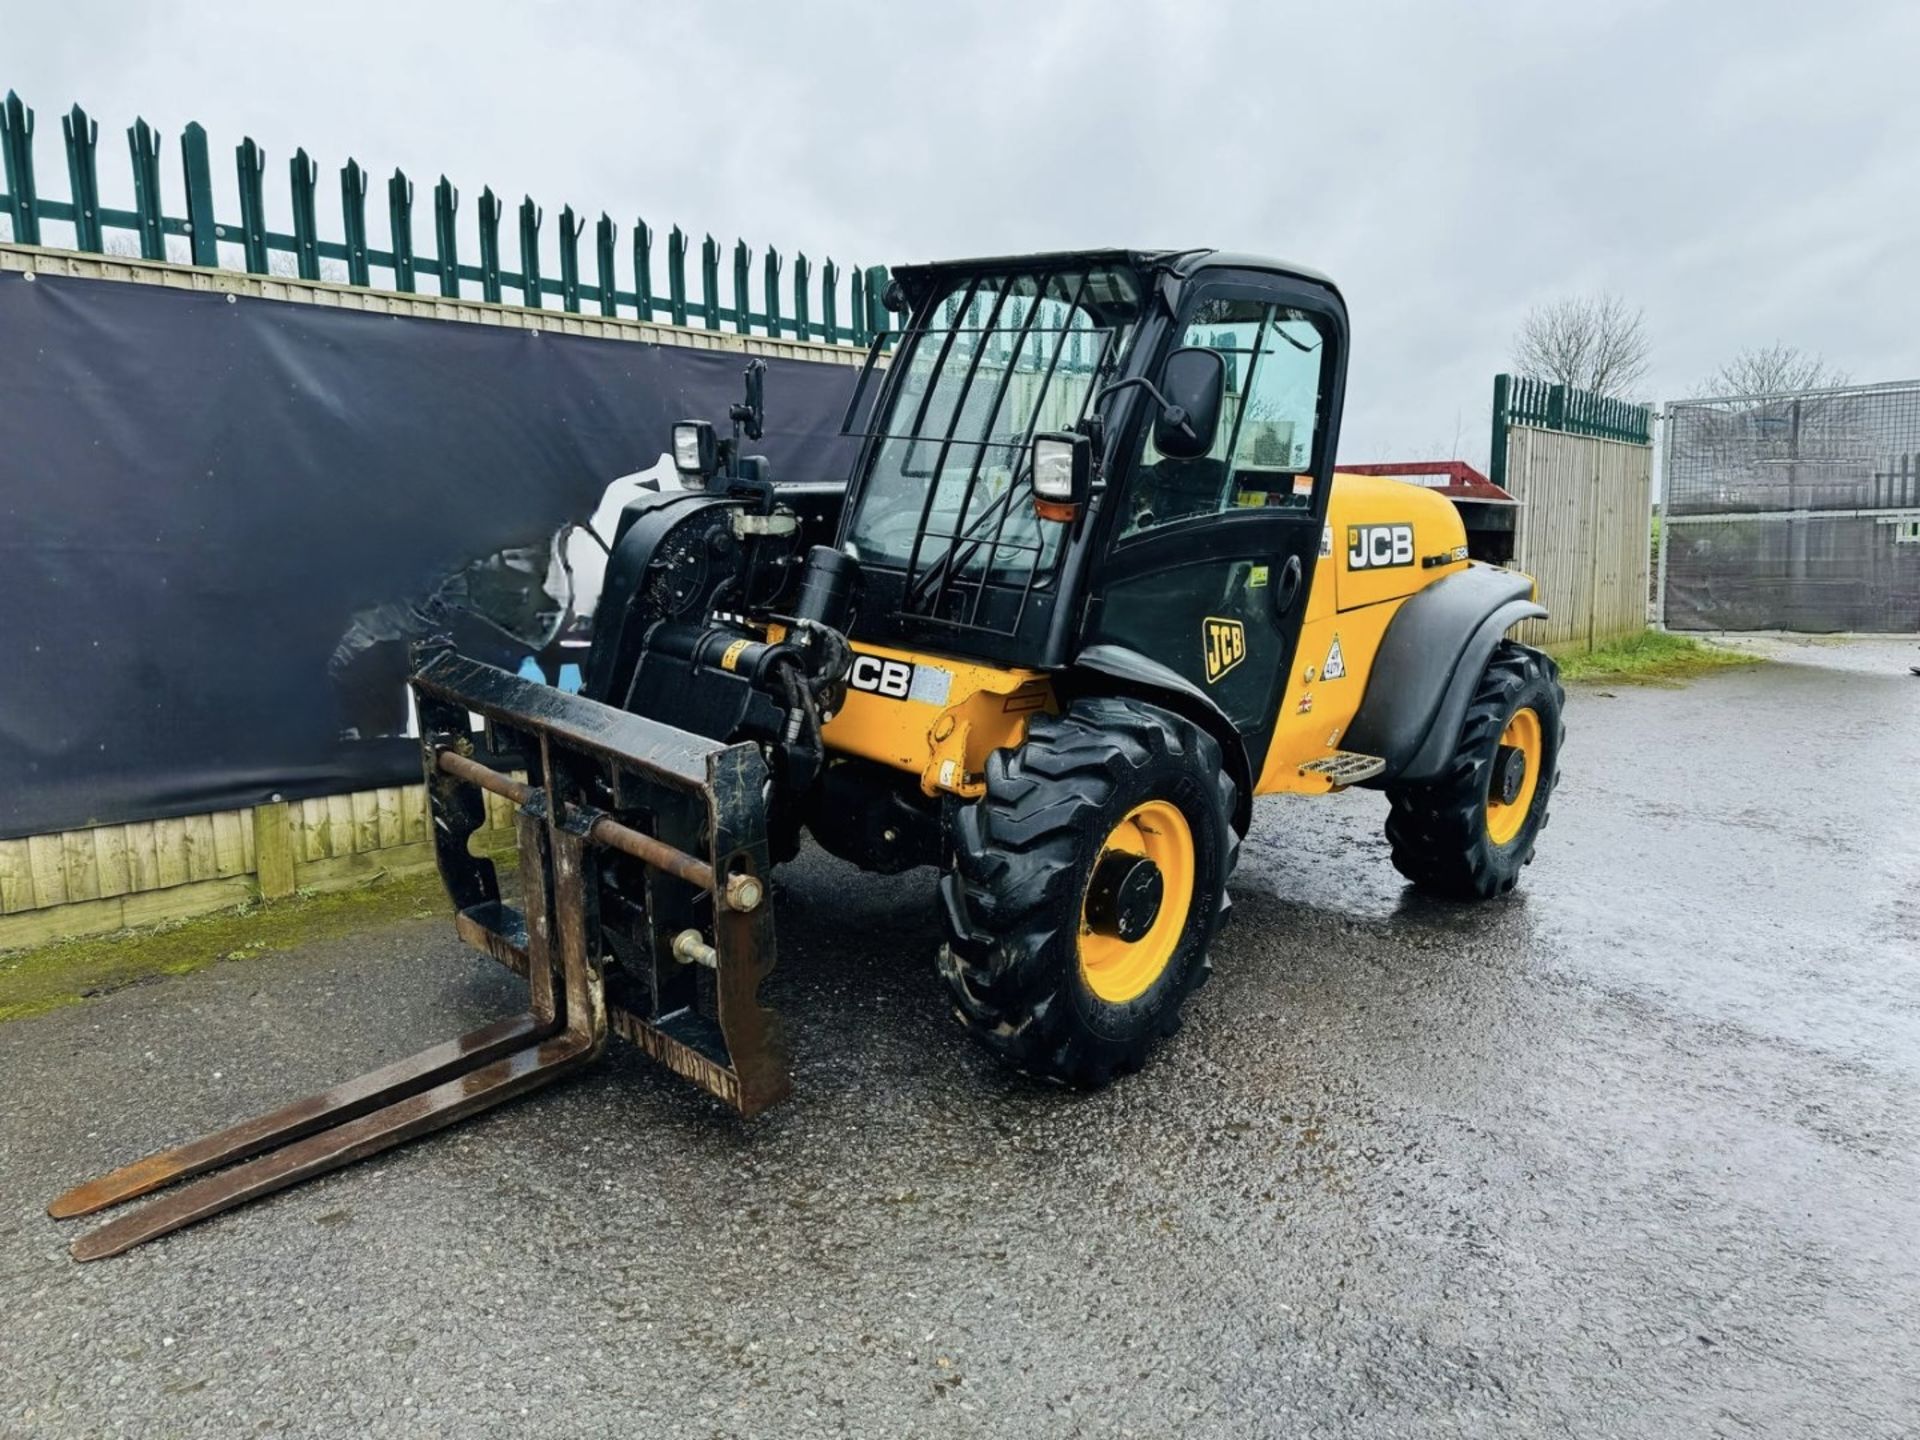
[52, 249, 1563, 1258]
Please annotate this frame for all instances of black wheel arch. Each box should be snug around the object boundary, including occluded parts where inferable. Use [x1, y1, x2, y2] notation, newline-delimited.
[1062, 643, 1255, 834]
[1342, 564, 1548, 787]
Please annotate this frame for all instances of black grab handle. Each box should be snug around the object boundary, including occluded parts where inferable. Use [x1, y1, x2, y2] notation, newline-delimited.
[1273, 553, 1304, 617]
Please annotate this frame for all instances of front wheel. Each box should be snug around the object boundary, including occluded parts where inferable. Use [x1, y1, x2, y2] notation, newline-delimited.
[937, 699, 1237, 1087]
[1384, 639, 1564, 900]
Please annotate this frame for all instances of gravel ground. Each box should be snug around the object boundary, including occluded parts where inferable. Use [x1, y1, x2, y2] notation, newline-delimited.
[3, 636, 1917, 1438]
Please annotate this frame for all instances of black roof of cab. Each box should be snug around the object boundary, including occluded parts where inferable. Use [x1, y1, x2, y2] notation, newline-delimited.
[886, 248, 1341, 310]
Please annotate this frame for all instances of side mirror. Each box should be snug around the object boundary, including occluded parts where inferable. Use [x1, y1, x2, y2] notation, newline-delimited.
[1030, 431, 1092, 522]
[1153, 347, 1227, 459]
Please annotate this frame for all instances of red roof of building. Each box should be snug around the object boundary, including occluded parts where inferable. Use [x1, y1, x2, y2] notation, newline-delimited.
[1338, 461, 1516, 504]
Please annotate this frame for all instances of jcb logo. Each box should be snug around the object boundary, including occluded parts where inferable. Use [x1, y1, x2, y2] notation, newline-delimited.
[848, 654, 914, 699]
[1347, 523, 1414, 570]
[1203, 617, 1246, 684]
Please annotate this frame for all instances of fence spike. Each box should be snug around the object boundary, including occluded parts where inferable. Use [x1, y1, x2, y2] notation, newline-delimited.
[432, 176, 459, 298]
[821, 258, 839, 345]
[792, 252, 811, 341]
[1489, 374, 1512, 491]
[2, 91, 41, 246]
[632, 216, 654, 322]
[122, 117, 164, 260]
[235, 137, 268, 273]
[763, 246, 782, 339]
[667, 225, 688, 326]
[594, 212, 617, 317]
[388, 169, 416, 292]
[732, 238, 751, 335]
[700, 234, 720, 330]
[61, 103, 102, 252]
[518, 195, 543, 308]
[289, 148, 320, 280]
[340, 158, 370, 286]
[556, 203, 583, 313]
[0, 88, 869, 347]
[477, 187, 502, 303]
[180, 122, 218, 266]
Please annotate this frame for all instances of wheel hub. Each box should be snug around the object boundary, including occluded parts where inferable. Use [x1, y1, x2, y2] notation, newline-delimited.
[1077, 799, 1197, 1005]
[1492, 743, 1528, 805]
[1086, 851, 1165, 942]
[1484, 706, 1545, 846]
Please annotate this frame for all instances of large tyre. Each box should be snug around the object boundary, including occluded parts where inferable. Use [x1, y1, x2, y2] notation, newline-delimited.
[937, 699, 1237, 1087]
[1384, 639, 1564, 900]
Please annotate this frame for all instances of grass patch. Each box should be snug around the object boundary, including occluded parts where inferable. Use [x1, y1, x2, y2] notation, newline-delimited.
[1557, 629, 1762, 685]
[0, 869, 461, 1025]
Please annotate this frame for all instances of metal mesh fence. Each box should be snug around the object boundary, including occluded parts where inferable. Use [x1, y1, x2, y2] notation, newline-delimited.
[1659, 379, 1920, 632]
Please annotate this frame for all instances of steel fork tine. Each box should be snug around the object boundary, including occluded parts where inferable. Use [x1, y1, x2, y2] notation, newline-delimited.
[46, 1012, 555, 1221]
[69, 1011, 600, 1262]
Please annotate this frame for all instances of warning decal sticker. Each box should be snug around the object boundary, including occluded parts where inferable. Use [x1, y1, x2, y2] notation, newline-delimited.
[1323, 635, 1347, 681]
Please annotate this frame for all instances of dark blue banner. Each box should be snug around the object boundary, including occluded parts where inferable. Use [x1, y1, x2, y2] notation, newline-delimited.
[0, 273, 859, 837]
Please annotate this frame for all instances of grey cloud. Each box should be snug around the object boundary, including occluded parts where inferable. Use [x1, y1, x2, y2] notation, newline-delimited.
[11, 0, 1917, 465]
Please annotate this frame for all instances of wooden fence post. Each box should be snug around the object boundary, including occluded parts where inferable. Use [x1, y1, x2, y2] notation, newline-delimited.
[252, 801, 297, 900]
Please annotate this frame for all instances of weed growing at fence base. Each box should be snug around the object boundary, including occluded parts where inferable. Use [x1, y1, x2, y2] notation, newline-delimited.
[1558, 629, 1762, 685]
[0, 869, 483, 1023]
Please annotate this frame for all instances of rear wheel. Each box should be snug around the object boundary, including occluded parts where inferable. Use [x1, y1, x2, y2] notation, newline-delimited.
[937, 699, 1236, 1087]
[1384, 639, 1563, 899]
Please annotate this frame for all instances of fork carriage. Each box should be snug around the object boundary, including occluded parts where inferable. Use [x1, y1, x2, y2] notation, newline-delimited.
[49, 646, 788, 1260]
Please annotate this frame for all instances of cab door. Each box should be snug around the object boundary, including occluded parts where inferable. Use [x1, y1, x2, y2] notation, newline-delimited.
[1082, 271, 1347, 764]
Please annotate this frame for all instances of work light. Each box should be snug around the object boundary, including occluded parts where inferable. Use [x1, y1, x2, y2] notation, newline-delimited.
[1030, 431, 1092, 521]
[672, 420, 718, 479]
[1032, 436, 1078, 501]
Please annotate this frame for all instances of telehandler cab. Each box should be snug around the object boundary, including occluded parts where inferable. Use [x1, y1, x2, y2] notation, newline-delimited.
[52, 249, 1564, 1258]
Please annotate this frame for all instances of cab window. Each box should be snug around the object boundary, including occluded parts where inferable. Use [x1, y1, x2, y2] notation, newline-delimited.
[1122, 299, 1330, 537]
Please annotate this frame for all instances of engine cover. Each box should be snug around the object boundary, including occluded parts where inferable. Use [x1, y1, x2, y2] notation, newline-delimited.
[583, 493, 762, 707]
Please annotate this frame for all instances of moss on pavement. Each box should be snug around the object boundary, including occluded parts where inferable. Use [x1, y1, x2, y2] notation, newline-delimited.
[1557, 629, 1763, 685]
[0, 871, 462, 1025]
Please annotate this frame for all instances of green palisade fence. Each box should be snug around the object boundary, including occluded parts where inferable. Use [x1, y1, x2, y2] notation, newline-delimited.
[1489, 372, 1652, 489]
[0, 87, 893, 348]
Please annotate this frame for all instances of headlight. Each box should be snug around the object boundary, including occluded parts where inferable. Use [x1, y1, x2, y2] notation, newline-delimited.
[1031, 435, 1078, 502]
[672, 420, 716, 477]
[1028, 431, 1090, 521]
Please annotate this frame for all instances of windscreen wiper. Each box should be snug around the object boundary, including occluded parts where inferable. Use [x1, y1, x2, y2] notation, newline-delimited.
[906, 478, 1028, 607]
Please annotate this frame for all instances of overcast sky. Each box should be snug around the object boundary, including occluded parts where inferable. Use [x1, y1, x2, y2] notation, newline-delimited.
[11, 0, 1917, 465]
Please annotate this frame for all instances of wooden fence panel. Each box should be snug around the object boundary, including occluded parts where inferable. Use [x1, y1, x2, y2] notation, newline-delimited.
[1504, 424, 1652, 651]
[0, 839, 34, 912]
[401, 784, 429, 845]
[375, 787, 403, 850]
[92, 825, 131, 898]
[124, 822, 161, 893]
[183, 812, 219, 882]
[2, 773, 525, 949]
[210, 810, 249, 877]
[60, 829, 102, 903]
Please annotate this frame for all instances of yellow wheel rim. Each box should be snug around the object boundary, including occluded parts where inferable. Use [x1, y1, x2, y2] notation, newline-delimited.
[1485, 706, 1543, 846]
[1078, 800, 1195, 1004]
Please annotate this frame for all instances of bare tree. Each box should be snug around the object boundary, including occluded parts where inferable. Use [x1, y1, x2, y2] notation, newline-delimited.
[1700, 343, 1848, 399]
[1512, 292, 1650, 398]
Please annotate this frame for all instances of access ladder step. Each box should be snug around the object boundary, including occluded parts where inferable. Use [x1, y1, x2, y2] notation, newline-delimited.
[1298, 750, 1386, 787]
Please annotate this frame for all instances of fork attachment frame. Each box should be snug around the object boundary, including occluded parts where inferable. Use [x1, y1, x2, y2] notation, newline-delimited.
[47, 647, 788, 1260]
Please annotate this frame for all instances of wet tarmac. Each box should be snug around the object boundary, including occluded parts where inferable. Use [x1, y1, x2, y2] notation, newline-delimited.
[3, 637, 1916, 1437]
